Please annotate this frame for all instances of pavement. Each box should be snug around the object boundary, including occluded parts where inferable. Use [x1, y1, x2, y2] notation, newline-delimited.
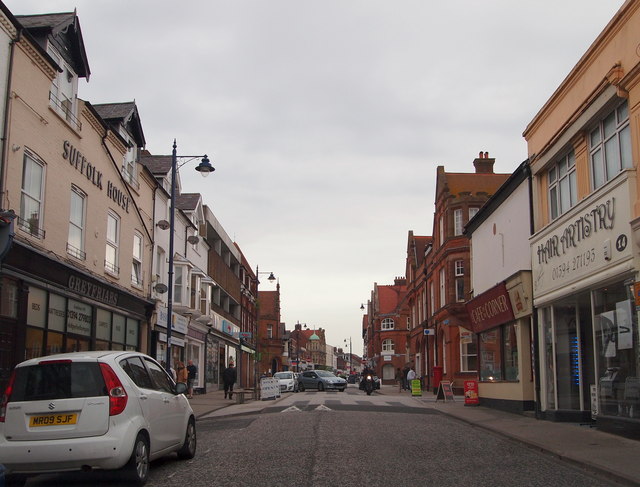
[188, 385, 640, 486]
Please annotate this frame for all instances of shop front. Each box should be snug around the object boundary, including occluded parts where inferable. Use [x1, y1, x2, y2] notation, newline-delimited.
[152, 306, 188, 369]
[466, 274, 534, 414]
[532, 173, 639, 435]
[0, 242, 151, 390]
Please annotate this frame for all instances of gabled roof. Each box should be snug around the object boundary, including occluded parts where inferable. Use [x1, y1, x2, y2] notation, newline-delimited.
[407, 231, 432, 268]
[93, 102, 146, 147]
[17, 11, 90, 79]
[442, 172, 511, 199]
[377, 284, 407, 315]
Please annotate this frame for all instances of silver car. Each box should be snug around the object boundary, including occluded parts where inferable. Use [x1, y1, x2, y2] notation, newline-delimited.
[0, 351, 196, 486]
[298, 370, 347, 392]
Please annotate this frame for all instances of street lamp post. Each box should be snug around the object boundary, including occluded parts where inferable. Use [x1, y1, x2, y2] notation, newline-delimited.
[164, 140, 214, 373]
[344, 337, 353, 376]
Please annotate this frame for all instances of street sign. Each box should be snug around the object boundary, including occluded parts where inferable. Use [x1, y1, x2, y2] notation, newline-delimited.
[239, 332, 252, 339]
[423, 329, 435, 335]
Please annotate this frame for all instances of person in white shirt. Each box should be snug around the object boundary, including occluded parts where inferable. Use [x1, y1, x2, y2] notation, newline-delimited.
[407, 367, 416, 390]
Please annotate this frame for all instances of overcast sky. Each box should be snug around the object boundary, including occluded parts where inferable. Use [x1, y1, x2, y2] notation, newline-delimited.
[7, 0, 625, 354]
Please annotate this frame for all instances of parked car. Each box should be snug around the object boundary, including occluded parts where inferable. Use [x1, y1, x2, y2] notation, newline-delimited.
[273, 371, 298, 393]
[0, 351, 196, 486]
[298, 370, 347, 392]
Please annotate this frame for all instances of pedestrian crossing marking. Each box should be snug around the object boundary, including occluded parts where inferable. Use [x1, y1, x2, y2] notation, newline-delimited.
[281, 406, 302, 413]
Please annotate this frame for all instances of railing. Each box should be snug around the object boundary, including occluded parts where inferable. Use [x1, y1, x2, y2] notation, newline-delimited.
[16, 215, 45, 239]
[104, 260, 119, 275]
[49, 91, 81, 131]
[66, 242, 86, 260]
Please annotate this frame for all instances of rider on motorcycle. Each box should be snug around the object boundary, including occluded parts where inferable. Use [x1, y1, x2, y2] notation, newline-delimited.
[360, 365, 375, 390]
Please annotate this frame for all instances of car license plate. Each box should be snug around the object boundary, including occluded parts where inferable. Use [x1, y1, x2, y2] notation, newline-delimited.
[29, 413, 78, 427]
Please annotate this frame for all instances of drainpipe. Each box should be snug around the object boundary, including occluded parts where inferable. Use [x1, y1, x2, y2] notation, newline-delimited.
[525, 161, 542, 419]
[0, 29, 20, 208]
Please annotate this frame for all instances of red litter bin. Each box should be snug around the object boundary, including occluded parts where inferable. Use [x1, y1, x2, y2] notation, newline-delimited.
[464, 380, 479, 406]
[432, 366, 443, 394]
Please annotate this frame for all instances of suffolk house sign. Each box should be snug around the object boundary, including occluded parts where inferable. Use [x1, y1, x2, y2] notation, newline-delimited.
[63, 140, 131, 213]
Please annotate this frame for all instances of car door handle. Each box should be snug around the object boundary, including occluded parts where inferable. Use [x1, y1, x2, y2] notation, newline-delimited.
[163, 397, 170, 403]
[140, 395, 148, 401]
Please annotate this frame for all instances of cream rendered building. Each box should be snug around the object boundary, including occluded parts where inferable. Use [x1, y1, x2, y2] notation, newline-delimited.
[525, 0, 640, 437]
[0, 11, 155, 390]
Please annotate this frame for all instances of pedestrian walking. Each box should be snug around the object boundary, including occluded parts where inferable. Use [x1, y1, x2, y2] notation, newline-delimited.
[395, 367, 403, 392]
[223, 362, 237, 400]
[402, 365, 410, 391]
[186, 360, 197, 399]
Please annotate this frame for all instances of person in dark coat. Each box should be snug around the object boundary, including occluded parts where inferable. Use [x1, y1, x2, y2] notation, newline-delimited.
[223, 362, 237, 399]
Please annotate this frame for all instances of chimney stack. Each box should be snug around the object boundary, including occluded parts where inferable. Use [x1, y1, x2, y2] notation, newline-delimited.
[473, 150, 495, 174]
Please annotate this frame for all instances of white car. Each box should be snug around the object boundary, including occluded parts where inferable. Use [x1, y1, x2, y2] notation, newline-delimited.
[0, 351, 196, 486]
[273, 371, 298, 392]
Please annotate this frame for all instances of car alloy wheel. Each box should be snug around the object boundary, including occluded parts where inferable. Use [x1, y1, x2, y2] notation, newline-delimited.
[317, 382, 324, 392]
[122, 433, 150, 485]
[299, 383, 305, 392]
[177, 418, 197, 459]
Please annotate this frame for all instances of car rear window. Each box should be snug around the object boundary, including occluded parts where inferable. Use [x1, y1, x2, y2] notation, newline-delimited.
[10, 362, 106, 401]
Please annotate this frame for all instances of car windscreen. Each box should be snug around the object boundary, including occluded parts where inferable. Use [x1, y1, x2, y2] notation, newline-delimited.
[274, 373, 292, 379]
[10, 362, 106, 401]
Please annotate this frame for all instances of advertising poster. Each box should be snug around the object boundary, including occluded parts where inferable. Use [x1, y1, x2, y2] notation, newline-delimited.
[598, 311, 616, 358]
[616, 300, 633, 350]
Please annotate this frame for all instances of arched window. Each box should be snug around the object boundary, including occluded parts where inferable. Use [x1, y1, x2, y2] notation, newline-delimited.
[381, 318, 394, 330]
[382, 339, 394, 352]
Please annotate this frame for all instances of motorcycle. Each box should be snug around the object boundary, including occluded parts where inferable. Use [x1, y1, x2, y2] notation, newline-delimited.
[360, 374, 374, 395]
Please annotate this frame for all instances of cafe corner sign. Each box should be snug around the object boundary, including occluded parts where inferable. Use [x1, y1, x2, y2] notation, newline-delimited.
[465, 282, 515, 334]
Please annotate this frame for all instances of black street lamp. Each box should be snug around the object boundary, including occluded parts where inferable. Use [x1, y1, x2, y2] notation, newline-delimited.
[344, 337, 353, 376]
[164, 140, 214, 373]
[256, 266, 276, 284]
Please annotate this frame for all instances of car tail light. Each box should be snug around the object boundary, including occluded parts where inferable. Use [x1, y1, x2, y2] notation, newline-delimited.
[0, 369, 16, 423]
[99, 363, 128, 416]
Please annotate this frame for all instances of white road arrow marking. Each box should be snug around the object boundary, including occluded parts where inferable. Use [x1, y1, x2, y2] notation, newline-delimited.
[315, 405, 332, 411]
[281, 406, 302, 413]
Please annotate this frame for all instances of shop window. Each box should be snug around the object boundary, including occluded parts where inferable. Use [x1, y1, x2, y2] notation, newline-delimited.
[541, 307, 556, 409]
[67, 187, 86, 260]
[126, 318, 139, 348]
[590, 100, 631, 189]
[382, 339, 394, 353]
[27, 287, 47, 328]
[548, 151, 577, 220]
[96, 308, 112, 342]
[25, 327, 43, 360]
[112, 314, 126, 346]
[0, 278, 18, 318]
[381, 318, 394, 330]
[45, 331, 63, 355]
[105, 212, 120, 274]
[20, 151, 45, 238]
[132, 232, 143, 287]
[478, 324, 519, 381]
[594, 282, 638, 418]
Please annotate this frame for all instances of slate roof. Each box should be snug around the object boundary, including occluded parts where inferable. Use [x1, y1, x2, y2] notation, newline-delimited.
[176, 193, 200, 211]
[92, 102, 146, 147]
[141, 154, 172, 176]
[16, 12, 90, 79]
